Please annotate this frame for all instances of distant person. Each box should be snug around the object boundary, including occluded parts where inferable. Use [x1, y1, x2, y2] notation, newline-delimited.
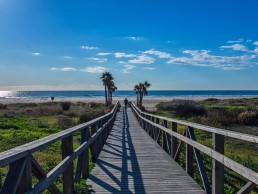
[124, 98, 128, 109]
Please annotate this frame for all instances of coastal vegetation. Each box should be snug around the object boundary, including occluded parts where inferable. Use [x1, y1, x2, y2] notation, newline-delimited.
[154, 98, 258, 193]
[0, 101, 109, 193]
[100, 72, 117, 106]
[133, 81, 151, 108]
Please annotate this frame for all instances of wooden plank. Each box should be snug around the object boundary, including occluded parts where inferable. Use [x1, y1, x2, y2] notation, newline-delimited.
[62, 135, 74, 194]
[212, 133, 224, 194]
[171, 122, 178, 158]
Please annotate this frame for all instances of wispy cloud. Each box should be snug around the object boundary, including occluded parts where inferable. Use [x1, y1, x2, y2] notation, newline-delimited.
[226, 38, 244, 43]
[81, 66, 108, 73]
[167, 49, 256, 70]
[32, 52, 41, 56]
[81, 45, 99, 50]
[254, 41, 258, 46]
[50, 67, 76, 71]
[88, 57, 107, 62]
[114, 52, 136, 58]
[62, 56, 72, 59]
[128, 55, 155, 64]
[123, 64, 136, 73]
[144, 67, 156, 70]
[97, 52, 112, 56]
[220, 43, 249, 52]
[142, 49, 172, 58]
[125, 36, 144, 41]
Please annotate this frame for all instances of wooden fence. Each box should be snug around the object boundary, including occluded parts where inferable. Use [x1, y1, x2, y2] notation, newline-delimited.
[0, 102, 120, 194]
[130, 102, 258, 194]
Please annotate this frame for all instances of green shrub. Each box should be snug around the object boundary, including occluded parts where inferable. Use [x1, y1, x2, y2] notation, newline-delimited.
[57, 116, 73, 129]
[0, 122, 19, 129]
[238, 111, 258, 125]
[174, 101, 206, 118]
[0, 103, 7, 109]
[79, 110, 105, 123]
[60, 102, 71, 111]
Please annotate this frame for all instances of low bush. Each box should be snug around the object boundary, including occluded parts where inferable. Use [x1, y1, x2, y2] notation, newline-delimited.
[60, 102, 71, 111]
[57, 116, 73, 129]
[174, 101, 206, 118]
[238, 111, 258, 126]
[79, 110, 105, 123]
[0, 103, 7, 109]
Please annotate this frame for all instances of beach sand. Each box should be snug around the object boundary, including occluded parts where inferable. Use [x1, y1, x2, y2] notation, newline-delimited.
[1, 96, 258, 111]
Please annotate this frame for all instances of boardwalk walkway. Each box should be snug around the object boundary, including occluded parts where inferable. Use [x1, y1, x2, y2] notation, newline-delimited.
[87, 108, 205, 193]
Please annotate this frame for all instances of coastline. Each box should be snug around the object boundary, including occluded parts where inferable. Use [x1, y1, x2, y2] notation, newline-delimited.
[1, 96, 258, 111]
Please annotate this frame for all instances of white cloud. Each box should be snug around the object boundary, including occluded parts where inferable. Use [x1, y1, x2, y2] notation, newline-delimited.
[61, 67, 76, 71]
[123, 64, 136, 73]
[125, 36, 144, 40]
[50, 67, 76, 71]
[114, 52, 136, 58]
[88, 57, 107, 62]
[128, 55, 155, 64]
[167, 49, 256, 70]
[63, 56, 72, 59]
[32, 52, 41, 56]
[226, 38, 244, 43]
[118, 61, 126, 64]
[144, 67, 156, 70]
[81, 66, 108, 73]
[220, 44, 249, 52]
[143, 49, 172, 58]
[97, 52, 112, 56]
[81, 45, 99, 50]
[254, 41, 258, 46]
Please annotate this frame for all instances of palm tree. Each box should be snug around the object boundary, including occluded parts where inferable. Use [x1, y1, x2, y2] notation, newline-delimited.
[134, 81, 151, 107]
[108, 81, 117, 104]
[134, 84, 140, 106]
[100, 72, 114, 106]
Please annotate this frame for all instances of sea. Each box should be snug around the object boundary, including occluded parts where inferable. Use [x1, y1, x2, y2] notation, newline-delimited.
[1, 90, 258, 99]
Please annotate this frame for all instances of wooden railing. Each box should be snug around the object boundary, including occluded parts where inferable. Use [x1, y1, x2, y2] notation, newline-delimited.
[0, 102, 120, 194]
[130, 103, 258, 194]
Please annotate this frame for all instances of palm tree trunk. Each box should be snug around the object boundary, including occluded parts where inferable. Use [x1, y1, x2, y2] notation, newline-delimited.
[139, 93, 143, 106]
[105, 85, 107, 106]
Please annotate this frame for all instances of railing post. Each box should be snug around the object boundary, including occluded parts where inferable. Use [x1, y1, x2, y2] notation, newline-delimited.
[212, 133, 224, 194]
[171, 122, 178, 158]
[62, 135, 74, 194]
[162, 120, 168, 152]
[17, 155, 32, 194]
[82, 130, 90, 178]
[156, 118, 161, 144]
[90, 123, 98, 162]
[186, 127, 194, 177]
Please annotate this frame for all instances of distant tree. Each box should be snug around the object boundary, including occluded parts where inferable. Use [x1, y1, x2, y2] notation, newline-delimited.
[108, 81, 117, 104]
[100, 72, 114, 106]
[134, 81, 151, 107]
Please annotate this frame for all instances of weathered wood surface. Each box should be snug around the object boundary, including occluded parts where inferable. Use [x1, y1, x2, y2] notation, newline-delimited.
[87, 108, 205, 193]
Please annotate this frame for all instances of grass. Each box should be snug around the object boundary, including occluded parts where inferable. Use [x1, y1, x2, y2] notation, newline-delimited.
[0, 101, 109, 193]
[154, 98, 258, 193]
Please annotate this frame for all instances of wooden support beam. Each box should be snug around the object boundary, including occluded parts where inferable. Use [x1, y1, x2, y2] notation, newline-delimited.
[186, 127, 194, 177]
[90, 124, 97, 162]
[171, 122, 178, 158]
[237, 181, 256, 194]
[17, 155, 32, 194]
[174, 129, 186, 162]
[62, 135, 74, 194]
[0, 158, 26, 194]
[212, 133, 224, 194]
[31, 156, 61, 194]
[187, 127, 211, 194]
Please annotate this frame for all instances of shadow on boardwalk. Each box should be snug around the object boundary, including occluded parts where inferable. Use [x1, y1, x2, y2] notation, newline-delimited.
[88, 108, 145, 193]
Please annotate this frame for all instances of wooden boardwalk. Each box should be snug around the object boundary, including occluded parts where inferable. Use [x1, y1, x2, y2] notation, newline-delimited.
[87, 108, 205, 193]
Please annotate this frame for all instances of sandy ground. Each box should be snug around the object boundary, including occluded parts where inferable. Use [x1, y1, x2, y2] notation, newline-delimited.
[1, 96, 258, 111]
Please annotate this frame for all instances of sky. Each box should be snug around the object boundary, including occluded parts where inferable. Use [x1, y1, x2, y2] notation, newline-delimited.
[0, 0, 258, 90]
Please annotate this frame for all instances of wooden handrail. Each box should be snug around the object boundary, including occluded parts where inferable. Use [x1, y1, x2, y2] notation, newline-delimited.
[130, 102, 258, 194]
[0, 102, 120, 194]
[131, 103, 258, 143]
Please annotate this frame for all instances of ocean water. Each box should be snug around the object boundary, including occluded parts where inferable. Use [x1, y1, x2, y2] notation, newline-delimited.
[1, 90, 258, 99]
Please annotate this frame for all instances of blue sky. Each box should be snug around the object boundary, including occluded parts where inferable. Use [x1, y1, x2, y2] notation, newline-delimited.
[0, 0, 258, 90]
